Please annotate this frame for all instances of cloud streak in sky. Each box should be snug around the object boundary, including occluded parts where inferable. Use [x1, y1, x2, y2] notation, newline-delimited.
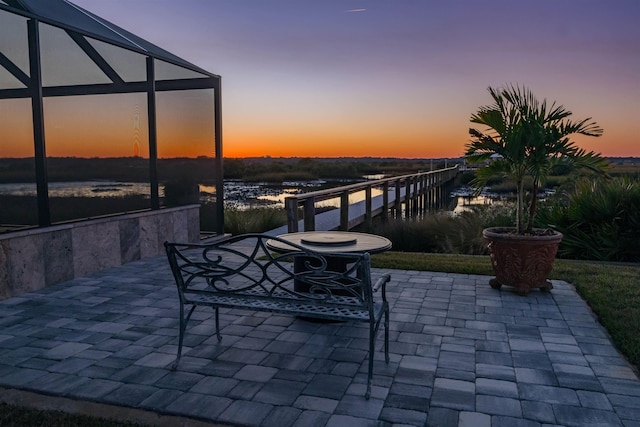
[345, 8, 366, 13]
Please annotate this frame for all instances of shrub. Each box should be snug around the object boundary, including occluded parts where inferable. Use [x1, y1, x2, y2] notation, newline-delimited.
[365, 217, 441, 253]
[537, 177, 640, 262]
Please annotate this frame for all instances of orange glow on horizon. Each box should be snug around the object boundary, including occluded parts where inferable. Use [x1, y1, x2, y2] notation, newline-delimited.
[1, 97, 637, 160]
[221, 118, 471, 159]
[2, 1, 639, 162]
[1, 130, 636, 160]
[223, 136, 466, 159]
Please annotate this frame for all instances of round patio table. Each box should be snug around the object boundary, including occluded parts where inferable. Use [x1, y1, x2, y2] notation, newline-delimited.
[267, 231, 391, 298]
[266, 231, 392, 254]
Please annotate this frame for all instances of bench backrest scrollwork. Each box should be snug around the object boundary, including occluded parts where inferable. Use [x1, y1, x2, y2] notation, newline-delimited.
[165, 234, 375, 312]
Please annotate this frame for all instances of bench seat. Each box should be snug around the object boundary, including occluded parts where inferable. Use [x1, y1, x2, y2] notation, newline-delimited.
[165, 233, 391, 399]
[184, 289, 385, 321]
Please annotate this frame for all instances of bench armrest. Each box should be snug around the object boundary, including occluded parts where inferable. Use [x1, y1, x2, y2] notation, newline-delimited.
[373, 273, 391, 301]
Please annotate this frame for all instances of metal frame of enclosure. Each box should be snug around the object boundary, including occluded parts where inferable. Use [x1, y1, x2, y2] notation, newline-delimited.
[0, 0, 224, 235]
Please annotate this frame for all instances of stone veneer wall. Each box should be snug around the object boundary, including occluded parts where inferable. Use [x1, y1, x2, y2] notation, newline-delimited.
[0, 205, 200, 300]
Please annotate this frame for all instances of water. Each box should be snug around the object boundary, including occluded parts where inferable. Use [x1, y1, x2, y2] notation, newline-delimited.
[3, 176, 496, 213]
[0, 178, 384, 210]
[452, 194, 500, 214]
[0, 181, 151, 198]
[449, 185, 556, 215]
[218, 179, 331, 209]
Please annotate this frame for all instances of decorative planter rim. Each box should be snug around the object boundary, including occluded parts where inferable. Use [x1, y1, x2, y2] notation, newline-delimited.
[482, 226, 563, 243]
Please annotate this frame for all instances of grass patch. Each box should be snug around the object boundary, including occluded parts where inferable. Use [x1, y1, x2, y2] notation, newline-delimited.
[372, 251, 495, 275]
[0, 402, 143, 426]
[371, 252, 640, 370]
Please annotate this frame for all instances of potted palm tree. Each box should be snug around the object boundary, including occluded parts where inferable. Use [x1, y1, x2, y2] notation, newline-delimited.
[466, 84, 608, 295]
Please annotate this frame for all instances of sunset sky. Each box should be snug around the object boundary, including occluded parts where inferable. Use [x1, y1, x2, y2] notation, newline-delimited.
[26, 1, 640, 158]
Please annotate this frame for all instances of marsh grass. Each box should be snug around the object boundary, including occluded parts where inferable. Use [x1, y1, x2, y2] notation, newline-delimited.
[363, 205, 514, 254]
[223, 207, 287, 235]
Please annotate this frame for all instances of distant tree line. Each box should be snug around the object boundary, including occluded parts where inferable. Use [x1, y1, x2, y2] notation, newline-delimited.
[0, 157, 454, 184]
[224, 157, 451, 181]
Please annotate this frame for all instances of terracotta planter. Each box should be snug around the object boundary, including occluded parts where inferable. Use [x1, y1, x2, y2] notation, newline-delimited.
[482, 227, 563, 295]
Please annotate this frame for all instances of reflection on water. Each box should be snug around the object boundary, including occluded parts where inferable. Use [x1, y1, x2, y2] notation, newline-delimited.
[317, 188, 387, 209]
[219, 179, 330, 209]
[258, 185, 386, 209]
[363, 174, 385, 180]
[0, 180, 323, 208]
[220, 178, 390, 210]
[0, 181, 151, 198]
[452, 195, 500, 215]
[450, 185, 554, 215]
[0, 175, 406, 211]
[450, 186, 504, 215]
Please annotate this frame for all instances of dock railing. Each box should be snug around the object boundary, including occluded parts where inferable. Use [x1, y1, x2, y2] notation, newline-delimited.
[284, 165, 459, 232]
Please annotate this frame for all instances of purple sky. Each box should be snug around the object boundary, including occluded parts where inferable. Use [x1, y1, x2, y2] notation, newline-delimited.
[71, 0, 640, 158]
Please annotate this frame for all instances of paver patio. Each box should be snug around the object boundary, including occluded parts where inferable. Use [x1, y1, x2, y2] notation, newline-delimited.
[1, 253, 639, 426]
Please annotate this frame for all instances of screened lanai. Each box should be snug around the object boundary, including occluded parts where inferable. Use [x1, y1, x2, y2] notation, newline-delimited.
[0, 0, 224, 236]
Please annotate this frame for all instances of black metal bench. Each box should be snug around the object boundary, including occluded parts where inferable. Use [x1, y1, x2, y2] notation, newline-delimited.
[165, 233, 391, 399]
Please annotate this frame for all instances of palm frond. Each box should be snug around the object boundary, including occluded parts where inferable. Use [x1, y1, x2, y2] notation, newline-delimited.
[466, 84, 607, 234]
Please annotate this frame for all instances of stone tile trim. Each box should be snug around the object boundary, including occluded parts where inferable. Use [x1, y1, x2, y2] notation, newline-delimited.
[0, 205, 199, 300]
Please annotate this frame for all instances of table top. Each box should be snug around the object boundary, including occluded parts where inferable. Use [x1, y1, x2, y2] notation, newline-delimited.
[267, 231, 392, 254]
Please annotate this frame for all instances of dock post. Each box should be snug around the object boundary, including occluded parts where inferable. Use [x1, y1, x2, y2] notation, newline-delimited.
[285, 197, 299, 232]
[340, 192, 349, 230]
[303, 198, 316, 231]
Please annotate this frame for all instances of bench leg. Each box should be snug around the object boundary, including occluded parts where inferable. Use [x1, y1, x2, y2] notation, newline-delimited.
[366, 322, 375, 400]
[366, 304, 390, 399]
[384, 305, 390, 363]
[173, 303, 197, 370]
[214, 307, 222, 342]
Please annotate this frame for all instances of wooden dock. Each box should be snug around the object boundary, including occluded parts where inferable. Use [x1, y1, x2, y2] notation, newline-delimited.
[268, 166, 458, 235]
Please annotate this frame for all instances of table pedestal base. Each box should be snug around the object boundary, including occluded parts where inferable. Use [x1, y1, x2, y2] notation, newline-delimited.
[293, 256, 362, 297]
[293, 256, 361, 323]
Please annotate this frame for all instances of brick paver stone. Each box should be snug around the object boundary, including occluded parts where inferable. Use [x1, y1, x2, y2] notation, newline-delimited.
[0, 256, 638, 426]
